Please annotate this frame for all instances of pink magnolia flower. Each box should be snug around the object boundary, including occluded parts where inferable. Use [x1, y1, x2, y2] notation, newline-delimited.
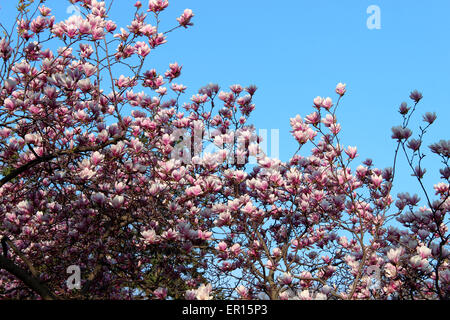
[195, 283, 213, 300]
[335, 82, 346, 96]
[12, 60, 30, 74]
[345, 146, 358, 159]
[111, 195, 125, 208]
[91, 27, 106, 40]
[220, 261, 232, 272]
[161, 228, 179, 241]
[17, 200, 33, 215]
[371, 173, 383, 188]
[230, 84, 243, 94]
[356, 165, 369, 178]
[235, 285, 249, 298]
[77, 79, 91, 92]
[290, 114, 304, 130]
[91, 151, 104, 166]
[171, 83, 187, 93]
[1, 0, 446, 302]
[6, 212, 16, 223]
[135, 41, 151, 57]
[140, 23, 157, 36]
[216, 241, 227, 251]
[108, 123, 121, 137]
[0, 128, 11, 138]
[329, 123, 341, 135]
[30, 16, 48, 33]
[387, 247, 404, 264]
[214, 211, 232, 227]
[304, 111, 320, 125]
[115, 182, 126, 194]
[339, 236, 349, 248]
[265, 260, 276, 270]
[106, 21, 117, 32]
[79, 167, 96, 180]
[156, 86, 168, 95]
[248, 143, 260, 156]
[417, 245, 432, 259]
[279, 291, 290, 300]
[230, 243, 241, 255]
[384, 263, 397, 278]
[219, 91, 234, 105]
[3, 98, 15, 112]
[272, 247, 282, 257]
[186, 185, 202, 197]
[165, 62, 182, 80]
[441, 270, 450, 284]
[321, 114, 335, 127]
[313, 96, 323, 108]
[321, 97, 333, 110]
[39, 5, 52, 16]
[177, 9, 194, 28]
[116, 74, 133, 88]
[280, 272, 293, 285]
[83, 63, 97, 77]
[141, 229, 158, 244]
[410, 255, 429, 270]
[242, 201, 256, 215]
[24, 133, 39, 145]
[149, 33, 167, 47]
[298, 290, 312, 300]
[434, 182, 449, 195]
[232, 170, 247, 183]
[114, 27, 130, 41]
[185, 290, 197, 300]
[153, 287, 167, 299]
[197, 229, 212, 240]
[313, 293, 327, 300]
[148, 0, 169, 13]
[3, 78, 16, 93]
[290, 115, 317, 144]
[110, 141, 125, 157]
[191, 94, 208, 104]
[79, 20, 91, 34]
[91, 192, 106, 205]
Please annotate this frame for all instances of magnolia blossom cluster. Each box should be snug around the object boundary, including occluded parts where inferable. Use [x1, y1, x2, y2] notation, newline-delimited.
[0, 0, 448, 301]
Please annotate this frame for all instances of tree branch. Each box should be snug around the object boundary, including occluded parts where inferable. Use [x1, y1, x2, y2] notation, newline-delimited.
[0, 135, 125, 188]
[0, 254, 57, 300]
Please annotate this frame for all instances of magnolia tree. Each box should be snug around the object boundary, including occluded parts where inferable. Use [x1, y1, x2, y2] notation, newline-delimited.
[0, 0, 448, 300]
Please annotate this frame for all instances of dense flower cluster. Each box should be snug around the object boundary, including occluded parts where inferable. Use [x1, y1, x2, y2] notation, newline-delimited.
[0, 0, 448, 300]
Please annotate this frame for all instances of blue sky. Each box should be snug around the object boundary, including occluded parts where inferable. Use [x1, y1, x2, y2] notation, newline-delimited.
[1, 0, 449, 205]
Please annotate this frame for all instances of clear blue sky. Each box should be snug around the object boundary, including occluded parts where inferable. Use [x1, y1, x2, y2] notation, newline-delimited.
[1, 0, 449, 204]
